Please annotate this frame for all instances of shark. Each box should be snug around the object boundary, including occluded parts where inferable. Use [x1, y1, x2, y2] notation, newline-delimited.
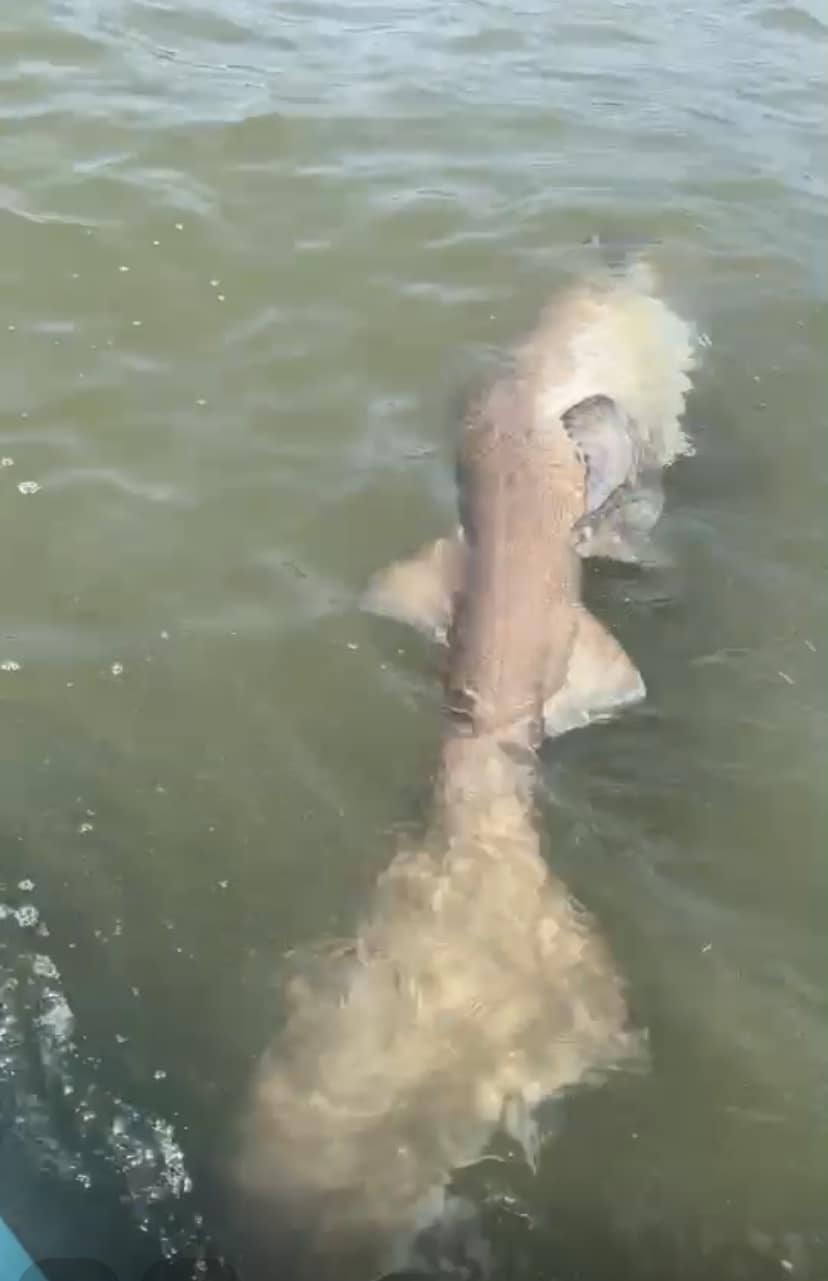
[235, 265, 695, 1278]
[364, 262, 696, 739]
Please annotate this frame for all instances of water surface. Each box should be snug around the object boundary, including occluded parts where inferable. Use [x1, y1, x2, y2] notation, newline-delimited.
[1, 0, 826, 1277]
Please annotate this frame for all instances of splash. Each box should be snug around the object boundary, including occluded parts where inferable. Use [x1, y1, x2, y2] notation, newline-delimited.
[0, 891, 202, 1258]
[238, 744, 644, 1275]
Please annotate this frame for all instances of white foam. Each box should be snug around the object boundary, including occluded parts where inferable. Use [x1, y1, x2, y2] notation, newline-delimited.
[1, 897, 198, 1243]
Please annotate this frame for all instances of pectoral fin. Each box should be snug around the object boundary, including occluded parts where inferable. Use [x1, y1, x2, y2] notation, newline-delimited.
[361, 532, 466, 642]
[562, 394, 638, 514]
[543, 608, 645, 738]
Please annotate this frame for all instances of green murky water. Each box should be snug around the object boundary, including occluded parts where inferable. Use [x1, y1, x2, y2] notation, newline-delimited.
[1, 1, 825, 1277]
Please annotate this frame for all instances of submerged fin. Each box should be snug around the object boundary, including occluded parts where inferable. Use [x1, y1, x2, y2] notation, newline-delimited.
[362, 532, 465, 641]
[543, 608, 645, 738]
[561, 394, 638, 514]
